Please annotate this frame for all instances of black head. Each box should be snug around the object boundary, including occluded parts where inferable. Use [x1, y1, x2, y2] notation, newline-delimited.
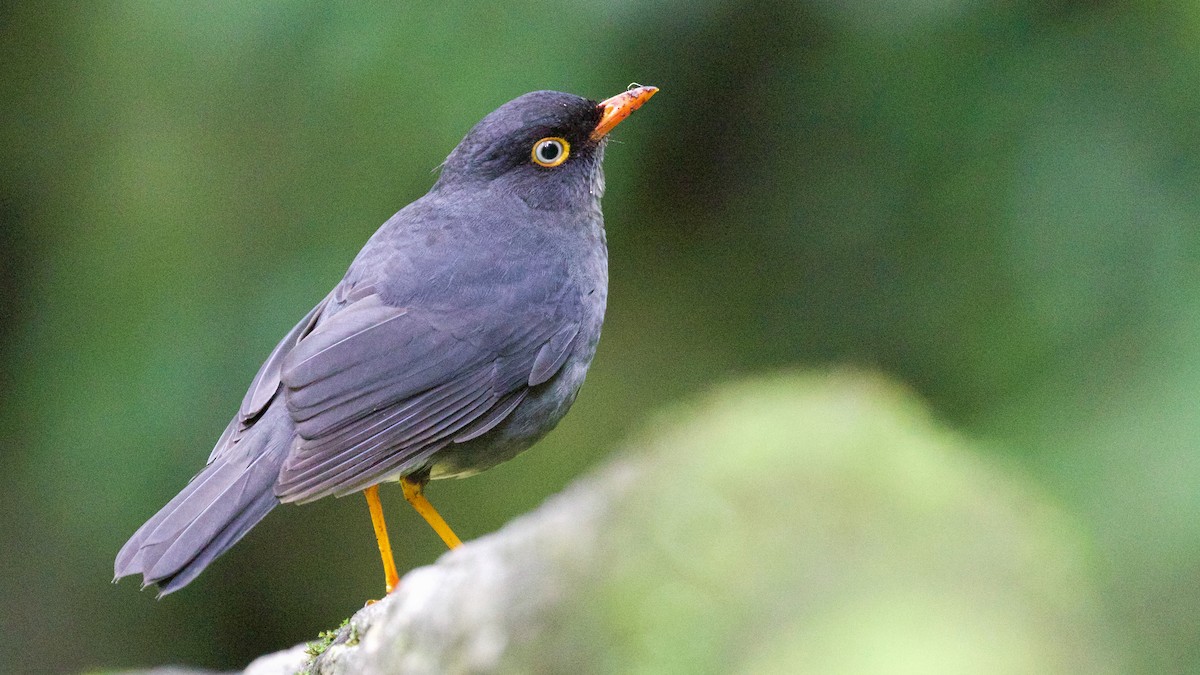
[435, 88, 657, 211]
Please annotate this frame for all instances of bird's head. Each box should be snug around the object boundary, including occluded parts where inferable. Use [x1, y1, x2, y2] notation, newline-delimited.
[435, 86, 657, 211]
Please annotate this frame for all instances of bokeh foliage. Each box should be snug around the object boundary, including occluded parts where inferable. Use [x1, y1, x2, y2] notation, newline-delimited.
[1, 0, 1197, 672]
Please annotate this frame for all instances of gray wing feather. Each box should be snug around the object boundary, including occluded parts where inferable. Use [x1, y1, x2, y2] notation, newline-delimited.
[283, 296, 487, 440]
[205, 292, 331, 464]
[280, 368, 494, 495]
[528, 324, 579, 386]
[239, 292, 332, 422]
[275, 292, 577, 503]
[453, 389, 528, 443]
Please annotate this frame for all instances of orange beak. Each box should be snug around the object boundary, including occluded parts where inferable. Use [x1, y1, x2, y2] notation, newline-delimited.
[591, 85, 659, 141]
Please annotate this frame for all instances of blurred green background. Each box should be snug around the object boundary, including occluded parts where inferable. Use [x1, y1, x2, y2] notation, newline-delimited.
[1, 0, 1197, 672]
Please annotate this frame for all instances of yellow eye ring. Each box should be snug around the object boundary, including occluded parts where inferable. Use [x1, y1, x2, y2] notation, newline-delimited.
[532, 137, 570, 167]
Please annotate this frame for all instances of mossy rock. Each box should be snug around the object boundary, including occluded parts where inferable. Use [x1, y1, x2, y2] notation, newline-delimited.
[140, 370, 1122, 674]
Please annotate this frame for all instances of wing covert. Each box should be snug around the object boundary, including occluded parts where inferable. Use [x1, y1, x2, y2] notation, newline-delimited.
[274, 292, 578, 502]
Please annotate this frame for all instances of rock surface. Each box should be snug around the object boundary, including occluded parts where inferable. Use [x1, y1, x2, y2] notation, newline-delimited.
[122, 371, 1122, 674]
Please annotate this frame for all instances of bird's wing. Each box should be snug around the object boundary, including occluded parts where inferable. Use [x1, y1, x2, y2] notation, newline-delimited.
[206, 291, 334, 464]
[240, 292, 334, 423]
[274, 291, 578, 503]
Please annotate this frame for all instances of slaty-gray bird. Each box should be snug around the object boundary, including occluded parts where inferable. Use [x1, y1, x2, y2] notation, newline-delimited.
[114, 86, 658, 596]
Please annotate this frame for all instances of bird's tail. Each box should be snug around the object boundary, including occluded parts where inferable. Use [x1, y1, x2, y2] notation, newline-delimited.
[114, 405, 292, 596]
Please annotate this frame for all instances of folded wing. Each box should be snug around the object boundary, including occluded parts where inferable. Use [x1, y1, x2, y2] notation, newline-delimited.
[275, 292, 577, 502]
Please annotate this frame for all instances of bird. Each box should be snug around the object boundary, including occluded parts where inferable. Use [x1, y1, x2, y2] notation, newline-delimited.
[114, 85, 658, 596]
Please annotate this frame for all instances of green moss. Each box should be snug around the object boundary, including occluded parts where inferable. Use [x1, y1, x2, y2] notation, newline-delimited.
[298, 618, 352, 674]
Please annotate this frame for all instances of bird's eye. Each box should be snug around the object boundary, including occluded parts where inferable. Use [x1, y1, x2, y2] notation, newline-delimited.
[531, 137, 570, 167]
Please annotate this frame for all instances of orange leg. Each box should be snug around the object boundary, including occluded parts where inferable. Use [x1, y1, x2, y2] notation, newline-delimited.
[401, 476, 463, 549]
[363, 485, 400, 594]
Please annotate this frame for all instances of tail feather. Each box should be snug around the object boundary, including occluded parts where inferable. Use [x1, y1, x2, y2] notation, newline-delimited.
[119, 460, 248, 569]
[153, 487, 278, 595]
[114, 406, 292, 596]
[147, 450, 281, 580]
